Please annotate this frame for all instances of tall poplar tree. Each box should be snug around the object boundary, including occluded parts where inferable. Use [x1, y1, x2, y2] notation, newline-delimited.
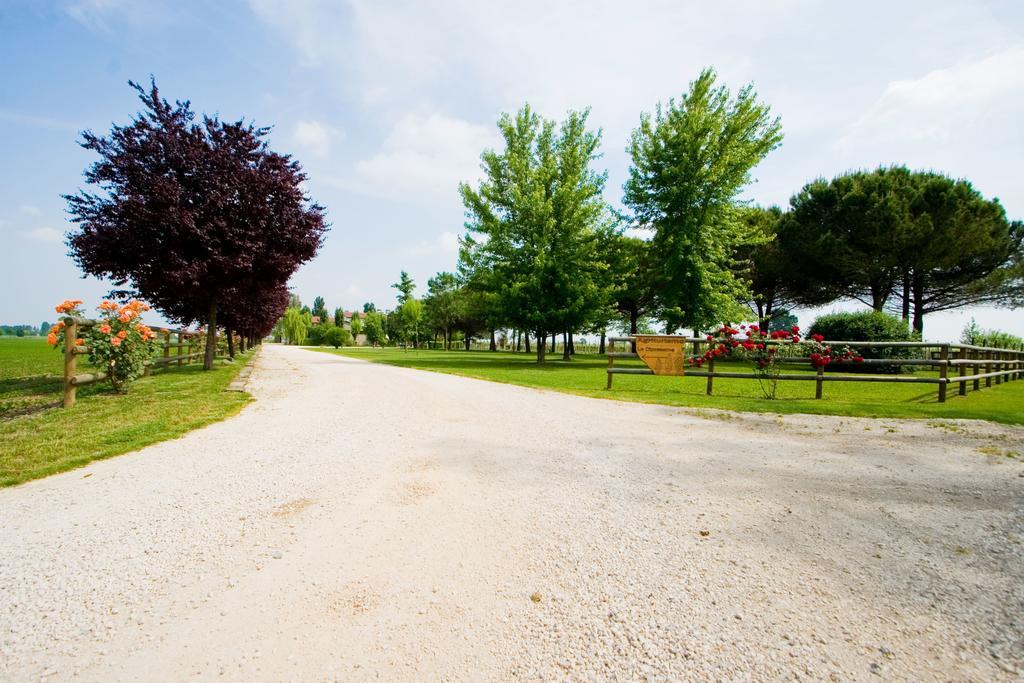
[460, 104, 609, 363]
[624, 68, 782, 334]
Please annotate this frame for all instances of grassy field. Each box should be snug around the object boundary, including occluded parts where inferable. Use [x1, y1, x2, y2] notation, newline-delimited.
[0, 337, 254, 487]
[316, 346, 1024, 425]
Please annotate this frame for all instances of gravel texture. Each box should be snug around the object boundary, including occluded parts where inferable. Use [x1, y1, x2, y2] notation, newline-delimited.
[1, 343, 1022, 681]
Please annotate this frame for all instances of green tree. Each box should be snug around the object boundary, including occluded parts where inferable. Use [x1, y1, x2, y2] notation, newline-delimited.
[399, 298, 424, 348]
[782, 167, 916, 312]
[735, 206, 799, 327]
[281, 307, 308, 345]
[333, 306, 344, 327]
[624, 68, 783, 334]
[392, 271, 416, 305]
[424, 271, 462, 349]
[460, 104, 609, 363]
[349, 312, 363, 340]
[902, 174, 1022, 333]
[601, 231, 658, 338]
[363, 310, 386, 346]
[363, 302, 376, 313]
[783, 167, 1022, 333]
[311, 296, 328, 322]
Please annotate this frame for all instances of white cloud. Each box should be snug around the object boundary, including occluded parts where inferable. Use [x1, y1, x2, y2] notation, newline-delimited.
[351, 112, 498, 206]
[23, 227, 64, 243]
[839, 46, 1024, 146]
[292, 119, 343, 158]
[400, 231, 461, 259]
[19, 205, 42, 217]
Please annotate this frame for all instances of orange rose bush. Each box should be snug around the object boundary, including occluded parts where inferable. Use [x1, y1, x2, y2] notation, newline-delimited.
[49, 299, 159, 392]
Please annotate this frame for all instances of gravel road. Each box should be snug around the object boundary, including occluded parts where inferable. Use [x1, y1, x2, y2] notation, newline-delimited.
[2, 344, 1022, 681]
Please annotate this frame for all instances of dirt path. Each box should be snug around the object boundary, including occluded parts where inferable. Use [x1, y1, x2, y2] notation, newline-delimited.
[2, 344, 1022, 681]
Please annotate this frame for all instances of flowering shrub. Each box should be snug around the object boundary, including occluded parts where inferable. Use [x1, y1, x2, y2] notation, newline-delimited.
[689, 324, 863, 399]
[48, 299, 158, 392]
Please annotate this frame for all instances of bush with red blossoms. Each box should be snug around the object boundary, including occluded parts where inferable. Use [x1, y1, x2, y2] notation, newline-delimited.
[689, 324, 863, 399]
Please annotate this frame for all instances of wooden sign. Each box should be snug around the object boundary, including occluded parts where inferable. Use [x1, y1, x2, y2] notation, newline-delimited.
[634, 335, 685, 376]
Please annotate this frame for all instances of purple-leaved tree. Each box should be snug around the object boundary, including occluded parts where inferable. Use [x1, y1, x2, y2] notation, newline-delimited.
[65, 80, 328, 369]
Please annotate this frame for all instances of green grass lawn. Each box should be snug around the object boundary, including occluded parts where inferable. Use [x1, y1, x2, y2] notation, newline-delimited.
[316, 346, 1024, 426]
[0, 336, 254, 487]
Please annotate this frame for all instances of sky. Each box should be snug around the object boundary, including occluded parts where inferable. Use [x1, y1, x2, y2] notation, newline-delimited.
[1, 0, 1022, 341]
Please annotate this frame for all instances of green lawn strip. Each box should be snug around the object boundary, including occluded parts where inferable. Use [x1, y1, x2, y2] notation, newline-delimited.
[314, 347, 1024, 426]
[0, 347, 256, 487]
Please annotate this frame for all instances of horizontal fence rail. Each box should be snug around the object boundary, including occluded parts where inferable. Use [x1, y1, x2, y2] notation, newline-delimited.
[604, 336, 1024, 403]
[60, 316, 227, 408]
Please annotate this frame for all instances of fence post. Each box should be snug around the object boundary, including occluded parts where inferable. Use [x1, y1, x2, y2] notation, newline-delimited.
[815, 364, 824, 399]
[606, 338, 614, 389]
[177, 331, 185, 366]
[937, 344, 949, 403]
[985, 351, 993, 388]
[958, 346, 967, 396]
[163, 329, 171, 366]
[973, 349, 981, 392]
[706, 356, 714, 395]
[63, 317, 77, 408]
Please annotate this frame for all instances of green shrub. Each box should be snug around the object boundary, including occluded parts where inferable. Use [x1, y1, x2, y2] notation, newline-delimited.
[323, 326, 352, 348]
[808, 311, 918, 367]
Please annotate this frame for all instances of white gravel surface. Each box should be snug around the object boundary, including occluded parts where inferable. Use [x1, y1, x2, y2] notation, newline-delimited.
[2, 344, 1023, 681]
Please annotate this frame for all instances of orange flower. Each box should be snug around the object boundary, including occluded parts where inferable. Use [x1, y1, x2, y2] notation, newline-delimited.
[56, 320, 65, 329]
[49, 324, 60, 334]
[118, 313, 132, 323]
[117, 330, 127, 339]
[110, 337, 122, 347]
[99, 300, 118, 311]
[47, 333, 58, 346]
[54, 299, 83, 314]
[99, 324, 112, 334]
[75, 338, 84, 346]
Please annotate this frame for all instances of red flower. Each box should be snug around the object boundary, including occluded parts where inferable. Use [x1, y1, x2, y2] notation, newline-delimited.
[811, 333, 824, 343]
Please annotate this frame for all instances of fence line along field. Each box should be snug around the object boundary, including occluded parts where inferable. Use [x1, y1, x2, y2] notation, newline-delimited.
[606, 336, 1024, 402]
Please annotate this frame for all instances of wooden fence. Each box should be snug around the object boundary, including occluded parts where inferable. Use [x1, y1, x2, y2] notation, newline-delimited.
[61, 316, 213, 408]
[605, 336, 1024, 403]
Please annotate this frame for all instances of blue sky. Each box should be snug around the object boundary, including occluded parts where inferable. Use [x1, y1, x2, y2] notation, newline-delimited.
[1, 0, 1022, 340]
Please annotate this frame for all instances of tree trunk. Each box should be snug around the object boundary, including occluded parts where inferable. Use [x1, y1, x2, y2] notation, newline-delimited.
[870, 284, 886, 312]
[203, 300, 218, 370]
[568, 332, 575, 356]
[489, 328, 497, 351]
[630, 310, 639, 353]
[763, 301, 773, 331]
[550, 335, 556, 353]
[239, 335, 246, 353]
[226, 326, 235, 358]
[911, 275, 925, 335]
[464, 333, 471, 351]
[599, 330, 606, 355]
[901, 274, 911, 322]
[536, 332, 546, 363]
[524, 333, 530, 354]
[562, 331, 570, 360]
